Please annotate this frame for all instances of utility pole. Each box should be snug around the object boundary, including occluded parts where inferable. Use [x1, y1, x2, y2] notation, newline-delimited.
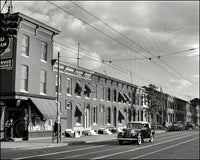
[57, 52, 61, 143]
[77, 43, 80, 67]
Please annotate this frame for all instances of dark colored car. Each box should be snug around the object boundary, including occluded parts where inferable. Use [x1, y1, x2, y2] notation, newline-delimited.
[117, 121, 155, 145]
[185, 122, 196, 130]
[168, 121, 185, 131]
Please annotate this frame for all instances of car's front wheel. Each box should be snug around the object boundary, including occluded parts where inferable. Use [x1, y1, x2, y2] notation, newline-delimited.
[119, 140, 124, 145]
[149, 134, 154, 142]
[137, 135, 142, 145]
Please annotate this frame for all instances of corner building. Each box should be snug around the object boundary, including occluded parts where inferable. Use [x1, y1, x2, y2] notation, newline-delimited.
[0, 12, 60, 140]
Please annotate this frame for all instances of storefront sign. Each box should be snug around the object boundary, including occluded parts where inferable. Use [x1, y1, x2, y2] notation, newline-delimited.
[0, 35, 9, 55]
[0, 59, 13, 70]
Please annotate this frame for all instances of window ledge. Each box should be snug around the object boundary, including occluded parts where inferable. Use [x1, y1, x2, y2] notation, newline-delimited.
[21, 54, 29, 58]
[40, 92, 46, 95]
[20, 90, 28, 93]
[41, 59, 47, 63]
[76, 96, 81, 98]
[66, 93, 72, 96]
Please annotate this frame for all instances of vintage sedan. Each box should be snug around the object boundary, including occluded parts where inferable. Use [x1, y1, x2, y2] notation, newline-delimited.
[168, 121, 185, 131]
[117, 121, 155, 145]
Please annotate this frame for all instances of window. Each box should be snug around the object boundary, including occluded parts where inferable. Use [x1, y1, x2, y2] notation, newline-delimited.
[118, 110, 125, 124]
[84, 84, 91, 98]
[40, 70, 47, 94]
[56, 75, 61, 94]
[20, 65, 28, 91]
[66, 78, 72, 95]
[41, 42, 47, 61]
[107, 107, 111, 124]
[93, 84, 97, 99]
[75, 106, 82, 125]
[21, 35, 29, 56]
[92, 106, 97, 124]
[100, 85, 104, 100]
[107, 88, 110, 101]
[113, 89, 117, 102]
[74, 81, 82, 96]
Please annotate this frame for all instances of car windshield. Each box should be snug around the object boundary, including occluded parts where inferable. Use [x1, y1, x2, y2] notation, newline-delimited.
[127, 123, 143, 129]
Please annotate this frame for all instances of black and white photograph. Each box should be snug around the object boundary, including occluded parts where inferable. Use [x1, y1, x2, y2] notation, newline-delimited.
[0, 0, 199, 159]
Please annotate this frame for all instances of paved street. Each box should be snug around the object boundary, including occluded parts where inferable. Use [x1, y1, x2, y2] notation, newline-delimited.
[1, 130, 199, 159]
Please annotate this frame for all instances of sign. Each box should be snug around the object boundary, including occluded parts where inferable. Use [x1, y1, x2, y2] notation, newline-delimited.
[0, 34, 9, 55]
[0, 59, 13, 70]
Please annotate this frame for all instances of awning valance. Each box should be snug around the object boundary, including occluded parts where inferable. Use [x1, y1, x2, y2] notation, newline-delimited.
[124, 92, 132, 102]
[29, 98, 65, 119]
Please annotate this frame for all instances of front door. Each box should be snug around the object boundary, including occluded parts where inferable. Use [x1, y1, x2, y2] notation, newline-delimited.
[8, 110, 23, 138]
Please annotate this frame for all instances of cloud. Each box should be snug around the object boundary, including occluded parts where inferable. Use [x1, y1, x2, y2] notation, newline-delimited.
[167, 79, 192, 91]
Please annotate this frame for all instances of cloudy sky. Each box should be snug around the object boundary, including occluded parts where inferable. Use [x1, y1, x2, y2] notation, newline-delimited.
[3, 1, 199, 100]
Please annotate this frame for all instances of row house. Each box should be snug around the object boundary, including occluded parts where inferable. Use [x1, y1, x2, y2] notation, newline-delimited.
[54, 62, 150, 136]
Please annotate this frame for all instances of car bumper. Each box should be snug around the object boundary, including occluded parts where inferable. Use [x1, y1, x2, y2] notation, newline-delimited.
[117, 137, 137, 141]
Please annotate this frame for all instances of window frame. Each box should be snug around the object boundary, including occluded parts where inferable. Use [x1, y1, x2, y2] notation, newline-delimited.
[21, 35, 29, 57]
[20, 65, 29, 92]
[41, 41, 47, 62]
[40, 69, 47, 94]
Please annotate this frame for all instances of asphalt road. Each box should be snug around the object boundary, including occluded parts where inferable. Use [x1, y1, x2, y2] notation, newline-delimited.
[1, 130, 199, 159]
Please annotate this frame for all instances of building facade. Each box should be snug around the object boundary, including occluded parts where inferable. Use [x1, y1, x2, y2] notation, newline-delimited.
[0, 12, 60, 139]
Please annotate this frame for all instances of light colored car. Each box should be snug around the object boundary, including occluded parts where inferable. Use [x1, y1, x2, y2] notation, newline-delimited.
[117, 121, 155, 145]
[168, 121, 185, 131]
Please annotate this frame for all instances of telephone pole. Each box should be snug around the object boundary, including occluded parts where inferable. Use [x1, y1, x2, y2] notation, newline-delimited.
[57, 52, 61, 143]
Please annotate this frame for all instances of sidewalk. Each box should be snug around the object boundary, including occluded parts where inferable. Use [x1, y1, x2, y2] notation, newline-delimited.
[0, 130, 165, 150]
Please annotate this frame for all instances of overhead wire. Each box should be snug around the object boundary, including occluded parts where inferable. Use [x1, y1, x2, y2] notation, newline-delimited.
[47, 1, 198, 94]
[67, 1, 199, 90]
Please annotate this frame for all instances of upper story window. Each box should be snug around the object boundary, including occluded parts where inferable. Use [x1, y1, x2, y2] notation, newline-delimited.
[21, 35, 29, 56]
[84, 84, 91, 98]
[56, 75, 62, 94]
[40, 70, 47, 94]
[100, 85, 104, 100]
[20, 65, 29, 92]
[66, 78, 72, 95]
[107, 88, 111, 101]
[93, 84, 97, 99]
[74, 81, 82, 96]
[41, 42, 47, 61]
[113, 89, 117, 102]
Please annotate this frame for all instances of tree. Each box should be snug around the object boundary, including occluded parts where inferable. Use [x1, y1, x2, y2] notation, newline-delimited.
[144, 84, 163, 130]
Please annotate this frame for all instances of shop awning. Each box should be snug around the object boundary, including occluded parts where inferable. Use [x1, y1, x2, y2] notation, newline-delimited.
[75, 103, 85, 116]
[29, 98, 65, 119]
[123, 92, 132, 102]
[118, 109, 126, 120]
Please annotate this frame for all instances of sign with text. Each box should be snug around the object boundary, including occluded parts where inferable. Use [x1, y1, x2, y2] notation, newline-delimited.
[0, 59, 13, 70]
[0, 36, 13, 60]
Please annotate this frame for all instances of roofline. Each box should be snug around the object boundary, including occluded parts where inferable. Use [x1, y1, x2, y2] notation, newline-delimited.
[12, 12, 60, 35]
[58, 61, 138, 88]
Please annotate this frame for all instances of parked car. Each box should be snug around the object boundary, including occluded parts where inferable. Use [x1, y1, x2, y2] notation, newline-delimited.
[185, 122, 196, 130]
[117, 121, 155, 145]
[168, 121, 185, 131]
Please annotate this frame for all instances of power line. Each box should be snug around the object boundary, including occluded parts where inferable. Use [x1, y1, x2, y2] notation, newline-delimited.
[105, 48, 198, 62]
[67, 1, 199, 89]
[48, 1, 198, 92]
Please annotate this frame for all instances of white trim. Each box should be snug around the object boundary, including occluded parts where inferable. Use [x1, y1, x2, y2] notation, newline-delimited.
[40, 59, 47, 63]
